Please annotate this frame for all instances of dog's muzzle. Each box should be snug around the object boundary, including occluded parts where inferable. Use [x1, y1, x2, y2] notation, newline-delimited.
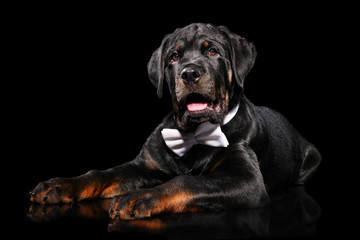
[180, 64, 204, 84]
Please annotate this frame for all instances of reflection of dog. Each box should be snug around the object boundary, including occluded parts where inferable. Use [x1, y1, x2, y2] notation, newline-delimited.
[30, 23, 321, 219]
[28, 187, 321, 237]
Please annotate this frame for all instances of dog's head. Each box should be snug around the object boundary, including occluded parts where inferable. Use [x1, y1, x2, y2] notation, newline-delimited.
[148, 23, 256, 131]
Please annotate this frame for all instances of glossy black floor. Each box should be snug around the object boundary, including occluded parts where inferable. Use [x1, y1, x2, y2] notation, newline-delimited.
[24, 187, 319, 239]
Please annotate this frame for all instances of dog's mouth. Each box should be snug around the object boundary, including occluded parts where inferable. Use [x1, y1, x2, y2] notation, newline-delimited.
[183, 93, 221, 115]
[175, 93, 226, 130]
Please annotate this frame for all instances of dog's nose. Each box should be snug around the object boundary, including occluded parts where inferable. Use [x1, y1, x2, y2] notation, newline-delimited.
[180, 65, 202, 83]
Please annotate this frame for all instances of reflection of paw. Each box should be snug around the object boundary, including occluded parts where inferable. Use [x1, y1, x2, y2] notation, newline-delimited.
[109, 189, 163, 220]
[29, 177, 76, 204]
[27, 199, 113, 222]
[27, 204, 72, 222]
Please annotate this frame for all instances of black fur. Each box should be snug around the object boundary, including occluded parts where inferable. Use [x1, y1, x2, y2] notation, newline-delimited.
[30, 23, 321, 219]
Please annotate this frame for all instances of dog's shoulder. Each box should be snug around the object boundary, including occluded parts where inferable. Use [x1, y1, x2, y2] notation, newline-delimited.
[246, 99, 305, 162]
[248, 100, 296, 137]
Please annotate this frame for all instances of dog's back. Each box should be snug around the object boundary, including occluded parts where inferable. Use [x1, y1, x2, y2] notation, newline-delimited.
[245, 99, 321, 191]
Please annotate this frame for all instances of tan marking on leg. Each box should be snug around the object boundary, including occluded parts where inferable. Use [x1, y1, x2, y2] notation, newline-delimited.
[152, 191, 199, 215]
[101, 183, 124, 198]
[78, 184, 102, 200]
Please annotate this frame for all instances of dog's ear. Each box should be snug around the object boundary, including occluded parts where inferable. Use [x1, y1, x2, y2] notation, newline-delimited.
[147, 38, 168, 98]
[223, 28, 257, 89]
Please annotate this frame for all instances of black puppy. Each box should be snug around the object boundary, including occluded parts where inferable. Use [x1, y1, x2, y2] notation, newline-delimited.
[30, 23, 321, 219]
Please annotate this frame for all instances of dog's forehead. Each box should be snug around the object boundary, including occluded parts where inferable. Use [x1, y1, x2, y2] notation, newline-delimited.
[168, 24, 227, 49]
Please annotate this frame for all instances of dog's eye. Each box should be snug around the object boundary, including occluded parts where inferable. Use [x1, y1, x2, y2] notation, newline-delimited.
[208, 48, 219, 57]
[170, 52, 179, 62]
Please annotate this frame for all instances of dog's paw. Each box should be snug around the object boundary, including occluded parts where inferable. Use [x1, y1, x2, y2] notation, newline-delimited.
[109, 189, 164, 220]
[108, 188, 195, 219]
[29, 177, 76, 204]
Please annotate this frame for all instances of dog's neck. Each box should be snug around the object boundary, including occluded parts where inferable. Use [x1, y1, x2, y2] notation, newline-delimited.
[221, 103, 239, 126]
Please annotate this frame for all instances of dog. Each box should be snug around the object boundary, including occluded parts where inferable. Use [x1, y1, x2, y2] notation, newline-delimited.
[30, 23, 321, 219]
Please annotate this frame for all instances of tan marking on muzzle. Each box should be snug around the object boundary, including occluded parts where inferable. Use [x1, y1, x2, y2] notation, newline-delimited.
[228, 69, 232, 86]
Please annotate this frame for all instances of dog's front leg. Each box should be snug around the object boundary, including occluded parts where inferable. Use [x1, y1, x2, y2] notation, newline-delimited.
[109, 143, 270, 219]
[109, 173, 269, 219]
[29, 158, 169, 204]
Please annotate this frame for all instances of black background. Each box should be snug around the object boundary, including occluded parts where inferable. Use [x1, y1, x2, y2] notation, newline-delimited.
[18, 2, 355, 238]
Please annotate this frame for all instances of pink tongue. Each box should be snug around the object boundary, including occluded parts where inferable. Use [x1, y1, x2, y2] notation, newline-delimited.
[187, 102, 208, 111]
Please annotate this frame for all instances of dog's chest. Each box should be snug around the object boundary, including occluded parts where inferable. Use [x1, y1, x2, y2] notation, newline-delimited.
[173, 145, 223, 175]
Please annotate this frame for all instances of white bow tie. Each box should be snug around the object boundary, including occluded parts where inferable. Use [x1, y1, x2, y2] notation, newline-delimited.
[161, 104, 239, 157]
